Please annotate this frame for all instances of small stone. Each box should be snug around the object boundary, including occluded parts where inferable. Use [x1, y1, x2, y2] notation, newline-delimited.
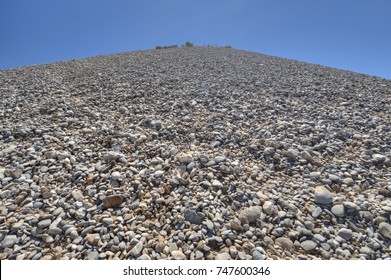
[138, 254, 151, 260]
[314, 186, 333, 204]
[153, 170, 165, 177]
[310, 172, 321, 179]
[342, 177, 354, 186]
[337, 228, 352, 240]
[300, 240, 317, 251]
[11, 219, 24, 231]
[379, 189, 391, 197]
[312, 207, 323, 218]
[275, 237, 293, 250]
[38, 219, 52, 229]
[87, 250, 99, 260]
[372, 154, 386, 164]
[206, 220, 214, 230]
[360, 247, 374, 255]
[102, 217, 113, 225]
[184, 209, 203, 224]
[171, 250, 186, 260]
[111, 171, 121, 181]
[71, 190, 84, 201]
[215, 156, 227, 163]
[177, 153, 193, 165]
[1, 235, 19, 248]
[215, 252, 231, 260]
[155, 242, 165, 253]
[331, 204, 345, 217]
[48, 227, 62, 236]
[263, 201, 275, 215]
[378, 222, 391, 239]
[239, 206, 262, 225]
[328, 174, 342, 184]
[102, 195, 124, 208]
[212, 179, 223, 189]
[130, 242, 143, 257]
[252, 250, 265, 260]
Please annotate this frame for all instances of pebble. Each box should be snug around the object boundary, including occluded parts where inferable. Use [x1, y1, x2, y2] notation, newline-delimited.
[275, 237, 293, 250]
[102, 195, 124, 208]
[87, 250, 99, 260]
[1, 235, 19, 248]
[215, 252, 231, 260]
[37, 219, 52, 229]
[184, 209, 203, 224]
[331, 204, 345, 217]
[337, 228, 353, 240]
[129, 242, 143, 257]
[314, 186, 333, 205]
[378, 222, 391, 239]
[300, 240, 317, 252]
[239, 206, 262, 225]
[171, 250, 186, 260]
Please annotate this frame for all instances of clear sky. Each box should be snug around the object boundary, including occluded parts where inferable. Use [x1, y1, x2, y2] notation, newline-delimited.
[1, 0, 390, 79]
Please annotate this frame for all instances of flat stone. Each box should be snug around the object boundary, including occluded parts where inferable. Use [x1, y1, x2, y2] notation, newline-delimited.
[206, 220, 214, 230]
[275, 237, 293, 250]
[378, 222, 391, 239]
[37, 219, 52, 228]
[215, 252, 231, 260]
[342, 177, 354, 186]
[177, 153, 193, 165]
[360, 247, 374, 255]
[71, 190, 84, 201]
[314, 186, 333, 204]
[111, 171, 121, 180]
[1, 235, 19, 248]
[239, 206, 262, 225]
[102, 217, 113, 225]
[300, 240, 317, 251]
[337, 228, 352, 240]
[263, 201, 275, 215]
[184, 209, 203, 224]
[212, 179, 223, 188]
[312, 207, 323, 218]
[252, 250, 265, 260]
[129, 242, 143, 257]
[102, 195, 124, 208]
[171, 250, 186, 260]
[331, 204, 345, 217]
[87, 250, 99, 260]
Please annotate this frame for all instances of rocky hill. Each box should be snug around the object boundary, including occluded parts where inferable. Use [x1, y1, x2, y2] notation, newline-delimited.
[0, 47, 390, 260]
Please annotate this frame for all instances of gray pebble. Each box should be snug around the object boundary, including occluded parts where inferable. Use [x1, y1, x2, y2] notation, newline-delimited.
[1, 235, 19, 248]
[331, 204, 345, 217]
[301, 240, 317, 251]
[87, 250, 99, 260]
[337, 228, 353, 240]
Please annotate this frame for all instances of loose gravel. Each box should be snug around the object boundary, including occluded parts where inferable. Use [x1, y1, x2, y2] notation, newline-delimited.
[0, 46, 390, 260]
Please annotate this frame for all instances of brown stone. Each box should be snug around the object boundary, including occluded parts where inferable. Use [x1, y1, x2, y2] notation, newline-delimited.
[102, 195, 124, 208]
[379, 189, 391, 197]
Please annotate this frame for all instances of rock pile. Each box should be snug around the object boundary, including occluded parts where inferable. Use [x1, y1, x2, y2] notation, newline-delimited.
[0, 47, 390, 259]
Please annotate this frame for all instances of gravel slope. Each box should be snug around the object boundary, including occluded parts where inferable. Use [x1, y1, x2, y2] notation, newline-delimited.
[0, 46, 390, 260]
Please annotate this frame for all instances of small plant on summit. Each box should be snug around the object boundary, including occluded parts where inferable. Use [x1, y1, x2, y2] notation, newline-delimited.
[155, 45, 178, 49]
[183, 41, 194, 47]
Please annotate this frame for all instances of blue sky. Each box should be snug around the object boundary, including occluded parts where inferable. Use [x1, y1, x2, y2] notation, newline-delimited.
[1, 0, 390, 79]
